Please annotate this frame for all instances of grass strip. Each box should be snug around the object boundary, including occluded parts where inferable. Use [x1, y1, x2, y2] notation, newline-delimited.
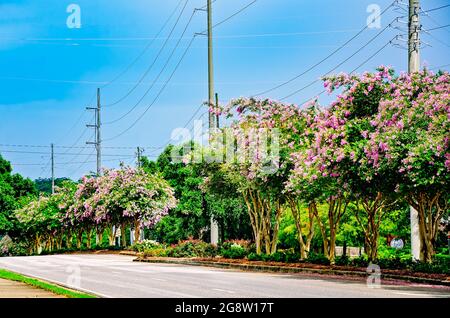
[0, 269, 96, 298]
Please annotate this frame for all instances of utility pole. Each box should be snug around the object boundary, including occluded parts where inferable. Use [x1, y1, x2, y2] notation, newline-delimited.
[136, 147, 142, 168]
[207, 0, 219, 245]
[87, 88, 102, 176]
[96, 88, 102, 176]
[408, 0, 420, 74]
[208, 0, 216, 132]
[408, 0, 421, 261]
[215, 93, 220, 129]
[51, 143, 55, 194]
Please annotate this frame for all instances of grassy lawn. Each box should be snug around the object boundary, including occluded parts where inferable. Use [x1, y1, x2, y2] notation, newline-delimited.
[0, 269, 96, 298]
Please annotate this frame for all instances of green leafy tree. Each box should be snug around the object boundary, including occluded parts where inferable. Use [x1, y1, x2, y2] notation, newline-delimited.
[0, 155, 37, 236]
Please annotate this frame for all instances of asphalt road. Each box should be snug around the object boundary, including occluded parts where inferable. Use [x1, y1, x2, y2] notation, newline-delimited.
[0, 254, 448, 298]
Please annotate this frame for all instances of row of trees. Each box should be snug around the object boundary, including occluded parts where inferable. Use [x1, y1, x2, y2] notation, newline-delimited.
[14, 167, 176, 254]
[1, 67, 448, 264]
[0, 156, 37, 237]
[193, 67, 449, 263]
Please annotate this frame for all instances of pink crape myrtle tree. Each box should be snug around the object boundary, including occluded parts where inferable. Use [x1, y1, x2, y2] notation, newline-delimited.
[205, 97, 317, 255]
[363, 69, 450, 262]
[288, 67, 449, 262]
[57, 166, 177, 249]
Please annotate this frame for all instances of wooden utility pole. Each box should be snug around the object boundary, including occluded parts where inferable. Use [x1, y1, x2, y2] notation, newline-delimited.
[136, 147, 142, 168]
[51, 143, 55, 194]
[408, 0, 420, 74]
[208, 0, 216, 131]
[408, 0, 421, 261]
[215, 93, 220, 129]
[207, 0, 219, 245]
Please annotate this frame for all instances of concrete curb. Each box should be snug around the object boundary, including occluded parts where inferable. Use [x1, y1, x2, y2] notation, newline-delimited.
[119, 251, 140, 256]
[134, 257, 450, 287]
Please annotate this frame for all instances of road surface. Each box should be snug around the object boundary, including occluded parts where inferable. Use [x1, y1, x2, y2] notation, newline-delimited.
[0, 254, 448, 298]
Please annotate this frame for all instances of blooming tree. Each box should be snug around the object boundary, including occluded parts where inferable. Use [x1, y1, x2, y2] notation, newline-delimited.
[15, 195, 62, 253]
[16, 166, 176, 253]
[363, 69, 450, 262]
[207, 97, 314, 255]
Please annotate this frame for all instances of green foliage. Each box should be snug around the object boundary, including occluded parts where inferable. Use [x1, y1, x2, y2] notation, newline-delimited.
[0, 269, 96, 298]
[35, 178, 70, 194]
[166, 239, 218, 258]
[220, 242, 248, 259]
[142, 144, 252, 243]
[0, 235, 28, 256]
[0, 155, 37, 236]
[277, 210, 299, 250]
[130, 240, 161, 253]
[247, 249, 300, 263]
[306, 252, 331, 265]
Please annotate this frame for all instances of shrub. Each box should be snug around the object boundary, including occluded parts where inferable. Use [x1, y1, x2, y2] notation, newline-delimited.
[306, 252, 330, 265]
[130, 240, 161, 253]
[167, 239, 217, 258]
[334, 255, 350, 266]
[247, 252, 263, 262]
[221, 243, 247, 259]
[350, 256, 369, 267]
[0, 235, 28, 256]
[144, 248, 170, 258]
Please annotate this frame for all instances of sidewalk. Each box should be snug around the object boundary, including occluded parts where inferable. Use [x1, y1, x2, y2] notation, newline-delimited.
[0, 278, 63, 298]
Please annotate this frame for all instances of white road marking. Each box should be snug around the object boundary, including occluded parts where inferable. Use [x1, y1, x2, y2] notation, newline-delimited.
[392, 292, 435, 297]
[212, 288, 236, 294]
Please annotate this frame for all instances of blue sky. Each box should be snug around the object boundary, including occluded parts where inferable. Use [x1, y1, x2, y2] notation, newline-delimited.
[0, 0, 449, 180]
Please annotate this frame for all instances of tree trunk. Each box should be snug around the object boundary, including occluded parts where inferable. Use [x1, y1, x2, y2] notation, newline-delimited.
[108, 225, 116, 246]
[57, 235, 63, 250]
[76, 230, 83, 250]
[96, 227, 104, 247]
[312, 197, 348, 264]
[407, 191, 447, 263]
[354, 193, 387, 262]
[243, 190, 263, 255]
[289, 198, 315, 259]
[66, 231, 73, 249]
[120, 223, 127, 248]
[134, 220, 141, 244]
[86, 229, 92, 250]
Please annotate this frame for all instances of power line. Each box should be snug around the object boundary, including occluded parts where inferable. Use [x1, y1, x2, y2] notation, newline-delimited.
[252, 1, 395, 97]
[280, 19, 395, 101]
[104, 9, 198, 124]
[0, 150, 136, 157]
[104, 35, 197, 141]
[100, 0, 184, 89]
[104, 0, 261, 140]
[102, 0, 190, 108]
[203, 0, 257, 31]
[0, 143, 164, 150]
[422, 4, 450, 13]
[423, 32, 450, 48]
[3, 28, 366, 44]
[430, 63, 450, 70]
[423, 24, 450, 32]
[420, 6, 450, 35]
[12, 157, 134, 166]
[350, 37, 395, 73]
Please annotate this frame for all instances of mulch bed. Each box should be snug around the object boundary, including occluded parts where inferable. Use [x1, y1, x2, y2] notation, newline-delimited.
[182, 257, 450, 282]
